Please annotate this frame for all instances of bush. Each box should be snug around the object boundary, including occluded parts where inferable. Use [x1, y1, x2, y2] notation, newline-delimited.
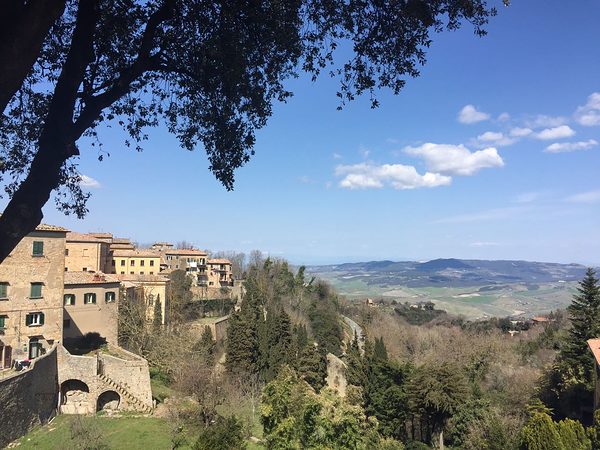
[193, 416, 246, 450]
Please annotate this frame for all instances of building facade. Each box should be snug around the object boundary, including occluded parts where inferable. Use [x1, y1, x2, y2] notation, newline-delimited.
[207, 258, 234, 287]
[0, 224, 67, 368]
[111, 249, 161, 276]
[163, 248, 208, 284]
[65, 232, 111, 273]
[118, 274, 169, 325]
[63, 272, 120, 346]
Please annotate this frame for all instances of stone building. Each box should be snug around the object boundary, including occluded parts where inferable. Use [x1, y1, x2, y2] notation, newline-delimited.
[207, 258, 234, 287]
[0, 223, 67, 367]
[162, 248, 208, 284]
[65, 232, 111, 273]
[63, 272, 120, 346]
[111, 249, 161, 276]
[118, 274, 169, 325]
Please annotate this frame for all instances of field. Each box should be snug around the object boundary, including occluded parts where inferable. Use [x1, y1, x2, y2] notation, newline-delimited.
[317, 272, 578, 319]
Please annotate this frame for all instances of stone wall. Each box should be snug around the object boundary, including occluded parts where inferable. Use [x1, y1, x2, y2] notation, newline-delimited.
[57, 345, 152, 414]
[0, 346, 58, 449]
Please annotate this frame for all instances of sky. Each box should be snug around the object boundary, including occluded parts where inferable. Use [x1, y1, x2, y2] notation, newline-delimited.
[23, 0, 600, 265]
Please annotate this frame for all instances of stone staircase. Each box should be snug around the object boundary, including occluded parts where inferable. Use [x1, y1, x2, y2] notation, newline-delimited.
[97, 373, 152, 414]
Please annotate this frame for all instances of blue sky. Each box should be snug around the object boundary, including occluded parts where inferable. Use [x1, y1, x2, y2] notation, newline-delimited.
[32, 0, 600, 265]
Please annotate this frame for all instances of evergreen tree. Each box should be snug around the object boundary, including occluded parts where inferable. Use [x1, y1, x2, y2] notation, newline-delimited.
[297, 344, 327, 391]
[560, 268, 600, 384]
[199, 325, 216, 366]
[153, 298, 162, 330]
[519, 412, 565, 450]
[225, 311, 258, 376]
[373, 337, 389, 362]
[345, 332, 366, 387]
[556, 419, 591, 450]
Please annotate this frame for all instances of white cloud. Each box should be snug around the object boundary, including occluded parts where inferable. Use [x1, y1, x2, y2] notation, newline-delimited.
[335, 163, 451, 190]
[458, 105, 490, 124]
[478, 131, 503, 142]
[534, 125, 576, 140]
[544, 139, 598, 153]
[497, 112, 510, 122]
[332, 152, 342, 159]
[79, 174, 101, 188]
[566, 190, 600, 204]
[575, 92, 600, 126]
[404, 143, 504, 176]
[476, 131, 515, 147]
[509, 127, 532, 137]
[526, 115, 568, 129]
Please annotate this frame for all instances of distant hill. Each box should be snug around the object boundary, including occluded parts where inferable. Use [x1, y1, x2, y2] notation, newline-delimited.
[307, 258, 589, 288]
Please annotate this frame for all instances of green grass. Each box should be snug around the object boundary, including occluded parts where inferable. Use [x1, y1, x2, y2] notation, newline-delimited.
[15, 415, 190, 450]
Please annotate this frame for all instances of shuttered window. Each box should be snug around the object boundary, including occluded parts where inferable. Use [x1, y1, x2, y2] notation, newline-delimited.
[32, 241, 44, 256]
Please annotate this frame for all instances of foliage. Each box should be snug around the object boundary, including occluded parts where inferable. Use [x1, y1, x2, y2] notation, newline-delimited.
[519, 412, 565, 450]
[406, 362, 469, 443]
[168, 270, 194, 324]
[556, 418, 592, 450]
[68, 415, 108, 450]
[193, 416, 247, 450]
[153, 298, 163, 330]
[261, 366, 382, 450]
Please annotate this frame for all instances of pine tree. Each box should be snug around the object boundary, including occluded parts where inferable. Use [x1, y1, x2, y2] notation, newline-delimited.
[225, 311, 258, 376]
[560, 268, 600, 385]
[520, 412, 566, 450]
[297, 344, 327, 391]
[345, 331, 366, 387]
[373, 337, 389, 362]
[199, 325, 216, 366]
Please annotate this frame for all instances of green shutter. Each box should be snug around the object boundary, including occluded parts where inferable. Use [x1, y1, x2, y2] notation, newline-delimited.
[25, 314, 32, 326]
[0, 316, 5, 328]
[32, 241, 44, 256]
[0, 283, 7, 298]
[40, 313, 44, 325]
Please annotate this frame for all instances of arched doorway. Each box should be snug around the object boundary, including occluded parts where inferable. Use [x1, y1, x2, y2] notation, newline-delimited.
[60, 379, 91, 414]
[97, 390, 120, 412]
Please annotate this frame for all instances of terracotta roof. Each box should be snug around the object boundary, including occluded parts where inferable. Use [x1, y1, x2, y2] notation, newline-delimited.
[116, 274, 169, 283]
[112, 249, 160, 258]
[64, 271, 120, 285]
[66, 232, 105, 243]
[110, 243, 135, 250]
[89, 232, 113, 239]
[112, 237, 132, 244]
[35, 223, 68, 232]
[589, 339, 600, 365]
[165, 249, 207, 256]
[208, 258, 231, 265]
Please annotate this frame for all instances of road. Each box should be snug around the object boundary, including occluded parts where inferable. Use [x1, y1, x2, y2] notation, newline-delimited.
[343, 315, 364, 355]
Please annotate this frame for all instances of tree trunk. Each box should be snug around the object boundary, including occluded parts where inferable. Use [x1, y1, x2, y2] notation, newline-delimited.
[0, 0, 67, 113]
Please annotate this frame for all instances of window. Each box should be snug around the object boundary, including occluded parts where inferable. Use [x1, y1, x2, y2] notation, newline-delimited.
[140, 271, 144, 275]
[84, 293, 96, 304]
[64, 267, 68, 272]
[130, 260, 135, 266]
[105, 292, 116, 303]
[65, 248, 69, 256]
[112, 260, 116, 266]
[120, 260, 125, 266]
[140, 260, 145, 266]
[25, 312, 44, 326]
[63, 319, 71, 329]
[30, 283, 43, 299]
[83, 249, 88, 257]
[0, 282, 8, 299]
[0, 315, 6, 329]
[83, 267, 88, 272]
[149, 271, 154, 275]
[63, 294, 75, 306]
[32, 241, 44, 256]
[121, 271, 125, 275]
[130, 271, 134, 275]
[148, 294, 154, 306]
[150, 260, 155, 267]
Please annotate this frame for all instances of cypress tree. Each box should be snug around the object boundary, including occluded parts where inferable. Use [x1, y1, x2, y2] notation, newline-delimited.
[153, 298, 162, 330]
[520, 412, 566, 450]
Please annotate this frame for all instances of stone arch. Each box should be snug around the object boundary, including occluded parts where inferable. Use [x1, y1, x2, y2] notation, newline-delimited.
[96, 390, 120, 412]
[60, 379, 91, 414]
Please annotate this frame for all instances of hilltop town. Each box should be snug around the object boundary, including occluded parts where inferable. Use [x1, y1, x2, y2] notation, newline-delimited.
[0, 222, 240, 447]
